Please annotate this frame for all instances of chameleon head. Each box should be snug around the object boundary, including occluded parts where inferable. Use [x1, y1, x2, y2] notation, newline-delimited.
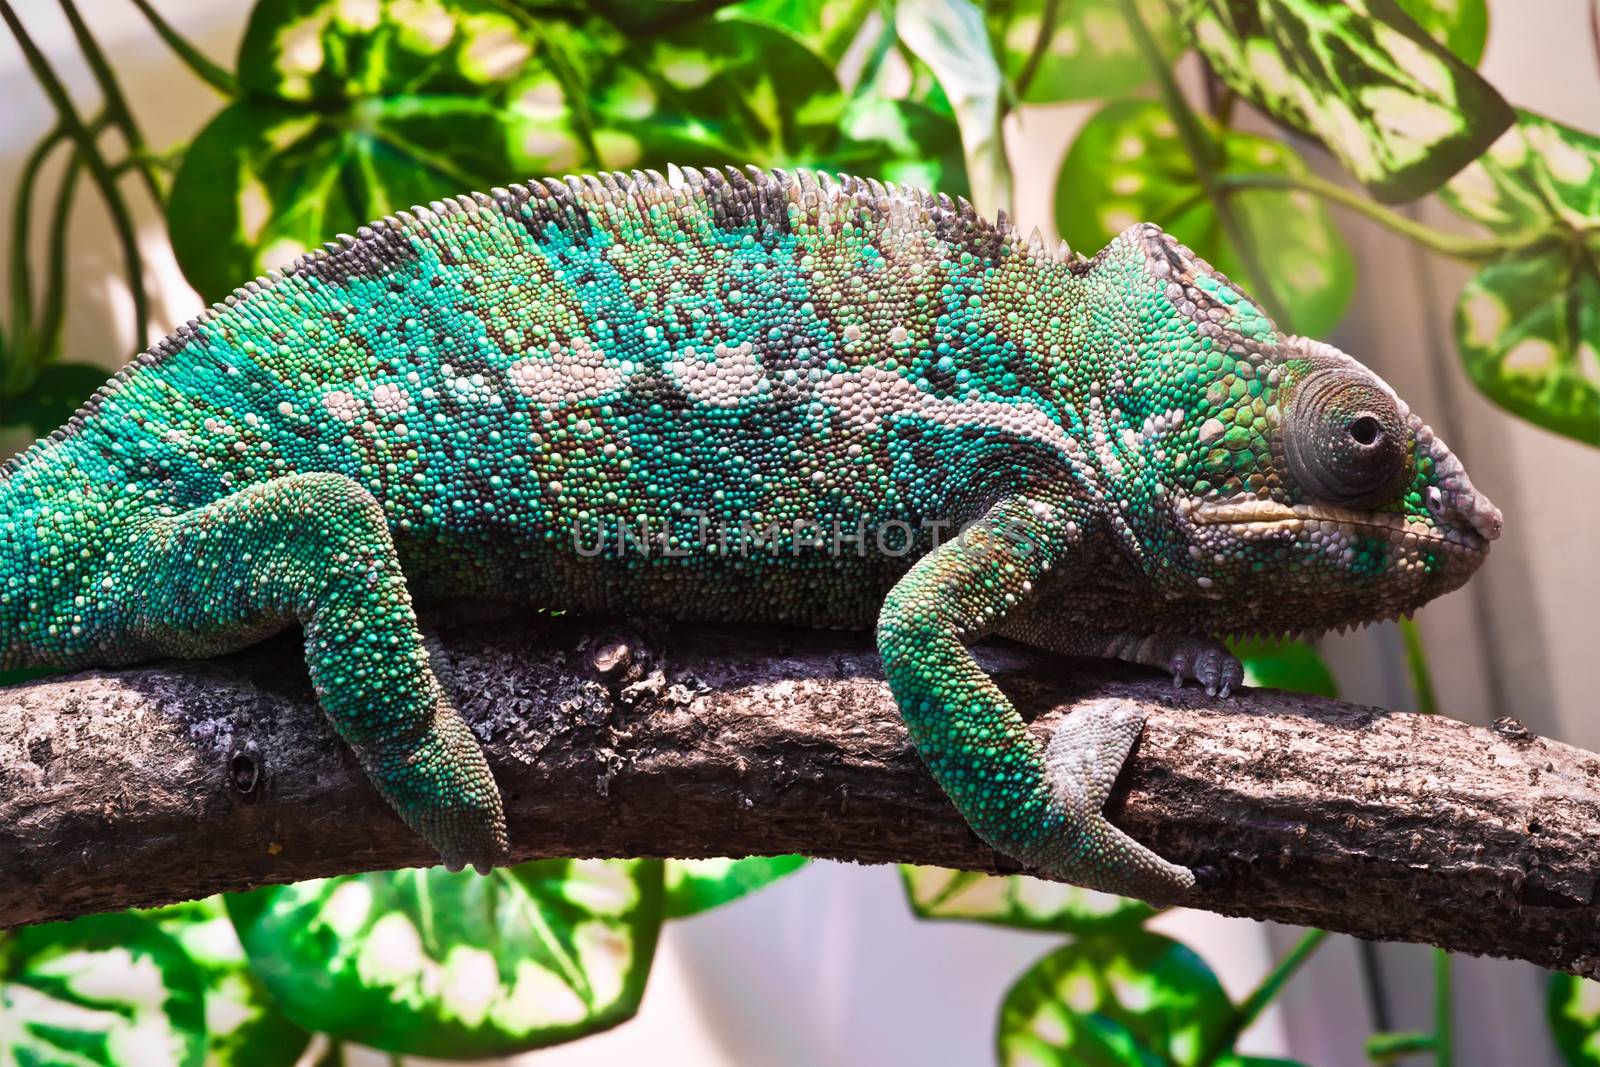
[1085, 223, 1501, 638]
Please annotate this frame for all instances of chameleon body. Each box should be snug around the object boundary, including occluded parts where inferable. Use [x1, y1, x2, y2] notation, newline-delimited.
[0, 167, 1500, 896]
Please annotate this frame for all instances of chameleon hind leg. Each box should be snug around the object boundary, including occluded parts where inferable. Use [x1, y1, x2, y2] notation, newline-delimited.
[1000, 622, 1245, 698]
[126, 472, 506, 871]
[875, 496, 1193, 901]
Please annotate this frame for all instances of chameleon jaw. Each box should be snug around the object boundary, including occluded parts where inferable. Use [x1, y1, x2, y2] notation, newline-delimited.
[1183, 496, 1491, 555]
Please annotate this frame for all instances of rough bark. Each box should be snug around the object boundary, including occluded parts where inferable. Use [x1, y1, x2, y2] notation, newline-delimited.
[2, 617, 1597, 976]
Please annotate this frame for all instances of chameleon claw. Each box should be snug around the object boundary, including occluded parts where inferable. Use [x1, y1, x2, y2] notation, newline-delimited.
[1153, 637, 1242, 699]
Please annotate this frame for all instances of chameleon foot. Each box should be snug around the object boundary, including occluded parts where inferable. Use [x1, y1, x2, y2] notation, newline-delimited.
[1150, 636, 1244, 697]
[1029, 698, 1195, 900]
[365, 702, 508, 876]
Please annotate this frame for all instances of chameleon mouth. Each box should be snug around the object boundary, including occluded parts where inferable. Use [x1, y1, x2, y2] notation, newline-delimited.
[1185, 497, 1489, 554]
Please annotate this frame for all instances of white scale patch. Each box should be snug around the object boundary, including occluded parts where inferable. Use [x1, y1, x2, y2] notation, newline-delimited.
[663, 341, 769, 406]
[818, 365, 1076, 457]
[507, 337, 632, 405]
[372, 381, 410, 415]
[322, 389, 362, 424]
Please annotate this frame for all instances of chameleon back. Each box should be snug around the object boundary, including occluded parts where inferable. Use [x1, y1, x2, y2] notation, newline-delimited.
[2, 167, 1102, 634]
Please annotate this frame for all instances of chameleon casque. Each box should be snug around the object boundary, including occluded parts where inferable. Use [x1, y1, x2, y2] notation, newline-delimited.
[0, 166, 1501, 900]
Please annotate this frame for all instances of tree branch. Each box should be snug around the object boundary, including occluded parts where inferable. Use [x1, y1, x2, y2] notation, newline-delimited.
[2, 618, 1597, 977]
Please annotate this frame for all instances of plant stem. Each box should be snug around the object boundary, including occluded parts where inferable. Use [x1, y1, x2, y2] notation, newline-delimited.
[1433, 948, 1454, 1067]
[0, 1, 150, 347]
[1399, 609, 1452, 1067]
[1365, 1030, 1436, 1063]
[1215, 171, 1513, 263]
[38, 152, 84, 367]
[57, 0, 164, 203]
[124, 0, 239, 97]
[7, 127, 67, 352]
[1200, 927, 1330, 1066]
[1397, 617, 1439, 716]
[1012, 0, 1061, 101]
[1119, 0, 1292, 327]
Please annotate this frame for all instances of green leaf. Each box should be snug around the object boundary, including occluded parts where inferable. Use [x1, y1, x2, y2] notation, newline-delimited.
[996, 930, 1234, 1067]
[1453, 243, 1600, 446]
[1443, 112, 1600, 446]
[1441, 111, 1600, 238]
[663, 856, 809, 918]
[170, 0, 563, 303]
[236, 0, 536, 103]
[607, 18, 844, 167]
[1393, 0, 1488, 66]
[225, 860, 663, 1058]
[727, 0, 876, 64]
[1179, 0, 1513, 202]
[1, 362, 109, 436]
[900, 865, 1154, 933]
[1230, 638, 1339, 699]
[990, 0, 1180, 103]
[0, 667, 64, 687]
[513, 16, 850, 179]
[830, 94, 972, 198]
[144, 897, 311, 1067]
[541, 16, 969, 194]
[894, 0, 1010, 214]
[1055, 97, 1354, 337]
[0, 913, 207, 1067]
[1548, 974, 1600, 1067]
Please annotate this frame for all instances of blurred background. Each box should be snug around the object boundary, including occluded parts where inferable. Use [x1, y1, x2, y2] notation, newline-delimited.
[1, 1, 1597, 1064]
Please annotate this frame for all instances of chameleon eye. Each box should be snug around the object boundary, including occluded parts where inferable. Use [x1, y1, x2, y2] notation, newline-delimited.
[1285, 369, 1409, 506]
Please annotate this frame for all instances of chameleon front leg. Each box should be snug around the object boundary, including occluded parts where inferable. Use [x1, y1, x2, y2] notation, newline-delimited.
[876, 496, 1194, 900]
[126, 472, 506, 872]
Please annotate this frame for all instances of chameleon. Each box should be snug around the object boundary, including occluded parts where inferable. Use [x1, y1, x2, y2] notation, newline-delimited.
[0, 166, 1501, 899]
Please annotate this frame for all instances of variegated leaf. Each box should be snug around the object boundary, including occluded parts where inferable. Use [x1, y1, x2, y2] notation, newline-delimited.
[594, 17, 845, 167]
[663, 856, 809, 918]
[1393, 0, 1488, 65]
[0, 914, 206, 1067]
[225, 860, 664, 1058]
[996, 930, 1241, 1067]
[900, 865, 1153, 933]
[1549, 973, 1600, 1067]
[729, 0, 876, 63]
[1179, 0, 1512, 202]
[145, 897, 311, 1067]
[1055, 98, 1354, 337]
[504, 17, 908, 186]
[169, 0, 565, 302]
[829, 95, 972, 199]
[1443, 113, 1600, 446]
[990, 0, 1180, 103]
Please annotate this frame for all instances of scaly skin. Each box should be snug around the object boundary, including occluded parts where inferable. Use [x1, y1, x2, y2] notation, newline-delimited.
[0, 167, 1501, 896]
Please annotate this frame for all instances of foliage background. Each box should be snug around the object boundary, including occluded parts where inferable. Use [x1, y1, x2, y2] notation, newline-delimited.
[0, 0, 1597, 1064]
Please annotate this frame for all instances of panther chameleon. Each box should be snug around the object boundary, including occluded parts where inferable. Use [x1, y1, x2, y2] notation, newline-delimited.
[0, 166, 1501, 899]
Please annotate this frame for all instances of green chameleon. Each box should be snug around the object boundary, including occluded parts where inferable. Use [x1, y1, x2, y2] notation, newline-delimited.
[0, 167, 1500, 899]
